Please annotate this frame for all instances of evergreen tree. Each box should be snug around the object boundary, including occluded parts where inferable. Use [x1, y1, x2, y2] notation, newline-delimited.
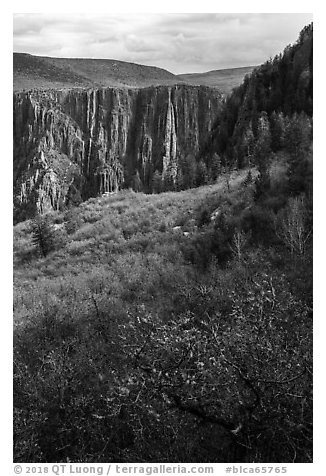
[243, 170, 253, 187]
[162, 172, 175, 192]
[180, 154, 197, 189]
[270, 111, 288, 151]
[132, 170, 143, 192]
[152, 170, 162, 194]
[31, 215, 55, 257]
[254, 112, 272, 199]
[242, 122, 255, 166]
[209, 153, 222, 181]
[196, 160, 208, 186]
[176, 167, 185, 191]
[285, 112, 312, 195]
[254, 112, 272, 166]
[285, 112, 311, 161]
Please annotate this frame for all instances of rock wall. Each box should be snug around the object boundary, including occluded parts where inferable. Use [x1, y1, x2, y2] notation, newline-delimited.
[13, 85, 221, 220]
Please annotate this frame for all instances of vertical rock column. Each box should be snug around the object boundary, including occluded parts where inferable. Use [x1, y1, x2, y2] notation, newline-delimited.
[162, 88, 177, 183]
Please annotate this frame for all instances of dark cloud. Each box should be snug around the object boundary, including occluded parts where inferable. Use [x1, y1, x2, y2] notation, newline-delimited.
[13, 13, 313, 74]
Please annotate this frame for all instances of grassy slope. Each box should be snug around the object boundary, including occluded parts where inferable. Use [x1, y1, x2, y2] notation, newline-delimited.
[178, 66, 256, 94]
[14, 169, 249, 298]
[13, 53, 185, 91]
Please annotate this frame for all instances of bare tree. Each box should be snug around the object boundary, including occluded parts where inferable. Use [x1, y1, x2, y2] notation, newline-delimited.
[229, 229, 249, 262]
[276, 195, 311, 255]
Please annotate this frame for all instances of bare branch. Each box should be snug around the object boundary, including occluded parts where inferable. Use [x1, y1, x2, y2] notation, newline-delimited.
[170, 394, 236, 431]
[256, 367, 306, 385]
[223, 357, 261, 412]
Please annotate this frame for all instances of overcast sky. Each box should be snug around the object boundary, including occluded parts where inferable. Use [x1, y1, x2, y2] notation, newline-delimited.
[13, 13, 313, 74]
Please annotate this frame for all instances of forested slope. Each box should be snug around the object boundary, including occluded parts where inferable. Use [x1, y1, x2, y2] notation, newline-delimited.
[204, 23, 313, 171]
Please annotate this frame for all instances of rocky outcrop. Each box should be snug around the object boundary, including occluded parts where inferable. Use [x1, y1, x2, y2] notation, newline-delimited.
[13, 85, 221, 221]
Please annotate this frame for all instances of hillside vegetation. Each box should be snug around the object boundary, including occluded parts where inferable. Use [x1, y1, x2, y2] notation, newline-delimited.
[204, 24, 313, 169]
[14, 163, 312, 463]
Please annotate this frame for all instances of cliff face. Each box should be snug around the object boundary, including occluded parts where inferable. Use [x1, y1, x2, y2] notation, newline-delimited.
[13, 85, 221, 220]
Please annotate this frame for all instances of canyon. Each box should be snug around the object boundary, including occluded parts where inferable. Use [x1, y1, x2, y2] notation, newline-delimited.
[13, 84, 222, 222]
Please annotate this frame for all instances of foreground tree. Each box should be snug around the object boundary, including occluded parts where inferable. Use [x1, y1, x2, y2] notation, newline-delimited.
[116, 267, 312, 462]
[30, 215, 55, 257]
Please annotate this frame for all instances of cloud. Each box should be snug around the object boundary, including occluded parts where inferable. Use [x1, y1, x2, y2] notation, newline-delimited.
[13, 13, 313, 74]
[91, 36, 119, 45]
[124, 34, 161, 53]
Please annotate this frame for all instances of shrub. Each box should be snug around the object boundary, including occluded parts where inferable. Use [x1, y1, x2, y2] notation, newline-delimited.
[240, 206, 276, 245]
[198, 207, 211, 227]
[64, 210, 84, 235]
[243, 170, 253, 187]
[158, 221, 167, 232]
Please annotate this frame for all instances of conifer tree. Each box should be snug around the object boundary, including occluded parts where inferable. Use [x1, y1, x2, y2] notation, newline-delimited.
[242, 122, 255, 166]
[270, 111, 287, 151]
[152, 170, 162, 194]
[210, 153, 222, 181]
[254, 112, 272, 199]
[31, 215, 55, 257]
[285, 112, 312, 195]
[132, 170, 143, 192]
[196, 160, 208, 186]
[176, 167, 185, 191]
[180, 154, 197, 189]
